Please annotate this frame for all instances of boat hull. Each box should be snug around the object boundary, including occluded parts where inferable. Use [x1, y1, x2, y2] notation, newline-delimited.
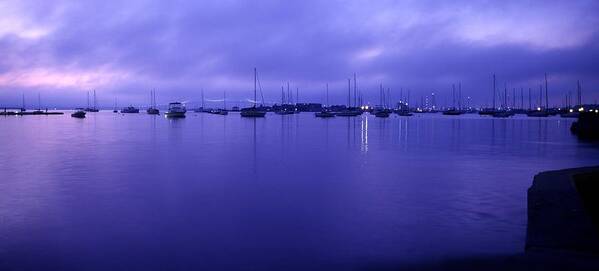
[335, 111, 361, 117]
[165, 112, 186, 118]
[527, 111, 549, 117]
[71, 111, 86, 118]
[240, 111, 266, 117]
[375, 112, 390, 118]
[315, 112, 335, 118]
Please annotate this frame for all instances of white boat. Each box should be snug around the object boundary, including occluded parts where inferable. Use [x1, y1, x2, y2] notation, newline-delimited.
[165, 102, 186, 118]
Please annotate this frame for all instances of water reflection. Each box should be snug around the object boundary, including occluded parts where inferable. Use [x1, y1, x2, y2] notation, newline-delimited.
[0, 112, 597, 271]
[361, 115, 368, 153]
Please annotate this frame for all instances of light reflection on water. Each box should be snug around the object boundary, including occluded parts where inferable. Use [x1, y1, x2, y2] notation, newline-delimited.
[0, 112, 598, 270]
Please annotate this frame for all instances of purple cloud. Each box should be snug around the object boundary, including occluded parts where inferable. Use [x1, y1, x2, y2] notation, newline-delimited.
[0, 0, 598, 108]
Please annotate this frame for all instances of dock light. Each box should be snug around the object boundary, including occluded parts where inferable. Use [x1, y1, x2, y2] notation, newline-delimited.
[569, 109, 574, 113]
[595, 109, 598, 113]
[537, 107, 541, 111]
[579, 107, 584, 112]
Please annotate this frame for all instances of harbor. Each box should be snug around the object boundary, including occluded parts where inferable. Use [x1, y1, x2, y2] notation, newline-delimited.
[2, 0, 599, 270]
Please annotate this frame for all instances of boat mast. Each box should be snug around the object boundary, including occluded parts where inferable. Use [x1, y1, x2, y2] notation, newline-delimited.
[224, 91, 226, 110]
[539, 85, 543, 109]
[379, 83, 383, 107]
[22, 93, 25, 109]
[93, 90, 97, 110]
[452, 84, 456, 109]
[281, 86, 284, 105]
[347, 79, 351, 108]
[576, 80, 582, 106]
[458, 83, 462, 110]
[545, 73, 549, 110]
[38, 93, 41, 110]
[492, 74, 496, 110]
[87, 91, 90, 109]
[326, 83, 329, 107]
[385, 88, 391, 108]
[512, 88, 515, 109]
[520, 88, 524, 110]
[254, 68, 257, 108]
[503, 83, 507, 110]
[353, 73, 357, 108]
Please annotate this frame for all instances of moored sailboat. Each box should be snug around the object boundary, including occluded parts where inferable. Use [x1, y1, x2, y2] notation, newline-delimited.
[240, 68, 267, 118]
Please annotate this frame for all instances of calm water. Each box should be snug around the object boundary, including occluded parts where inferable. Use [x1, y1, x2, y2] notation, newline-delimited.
[1, 112, 598, 270]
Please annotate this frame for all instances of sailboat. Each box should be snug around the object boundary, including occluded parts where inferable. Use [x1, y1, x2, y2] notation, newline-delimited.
[275, 85, 294, 115]
[85, 90, 100, 112]
[443, 84, 464, 115]
[335, 78, 361, 116]
[493, 82, 514, 118]
[113, 98, 119, 113]
[527, 74, 550, 117]
[32, 93, 44, 114]
[560, 80, 582, 118]
[240, 68, 267, 117]
[373, 84, 390, 118]
[479, 74, 497, 115]
[147, 89, 160, 115]
[210, 91, 229, 115]
[20, 93, 26, 112]
[315, 83, 335, 118]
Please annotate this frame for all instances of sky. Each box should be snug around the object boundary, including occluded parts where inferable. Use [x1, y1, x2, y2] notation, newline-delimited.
[0, 0, 598, 108]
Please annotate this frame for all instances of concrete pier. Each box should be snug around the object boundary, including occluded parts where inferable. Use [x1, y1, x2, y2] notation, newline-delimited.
[527, 166, 599, 254]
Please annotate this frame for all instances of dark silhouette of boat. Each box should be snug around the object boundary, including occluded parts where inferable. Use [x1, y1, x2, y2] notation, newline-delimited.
[528, 74, 550, 118]
[241, 68, 267, 118]
[121, 106, 140, 113]
[442, 109, 463, 115]
[372, 83, 390, 118]
[375, 111, 390, 118]
[492, 110, 514, 118]
[84, 90, 100, 112]
[527, 110, 549, 117]
[316, 84, 335, 118]
[442, 83, 464, 115]
[315, 111, 335, 118]
[335, 110, 361, 117]
[209, 91, 229, 115]
[71, 108, 86, 118]
[147, 89, 159, 115]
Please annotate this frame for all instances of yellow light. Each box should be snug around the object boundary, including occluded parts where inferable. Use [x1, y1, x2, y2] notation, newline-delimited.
[579, 107, 584, 112]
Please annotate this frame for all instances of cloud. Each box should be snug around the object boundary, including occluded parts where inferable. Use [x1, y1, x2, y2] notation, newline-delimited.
[0, 0, 598, 107]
